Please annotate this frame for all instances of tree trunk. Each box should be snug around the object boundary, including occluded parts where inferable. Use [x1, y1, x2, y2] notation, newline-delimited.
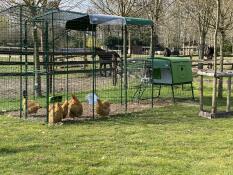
[31, 7, 42, 97]
[232, 36, 233, 54]
[212, 0, 220, 114]
[218, 30, 225, 98]
[33, 23, 42, 97]
[40, 27, 46, 70]
[199, 32, 206, 60]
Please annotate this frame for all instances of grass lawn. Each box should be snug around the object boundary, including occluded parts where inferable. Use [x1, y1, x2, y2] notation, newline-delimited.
[1, 105, 233, 175]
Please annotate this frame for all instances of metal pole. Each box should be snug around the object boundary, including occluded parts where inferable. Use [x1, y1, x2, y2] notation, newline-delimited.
[45, 21, 49, 123]
[24, 21, 28, 119]
[94, 31, 97, 93]
[123, 25, 128, 112]
[52, 12, 55, 95]
[91, 25, 96, 120]
[120, 27, 123, 105]
[32, 20, 36, 99]
[66, 31, 69, 101]
[19, 5, 23, 118]
[150, 25, 155, 108]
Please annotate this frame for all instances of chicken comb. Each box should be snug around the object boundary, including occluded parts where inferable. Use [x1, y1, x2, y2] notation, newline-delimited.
[71, 94, 77, 99]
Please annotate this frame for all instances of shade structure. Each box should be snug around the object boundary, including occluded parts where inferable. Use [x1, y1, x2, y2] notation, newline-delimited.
[65, 14, 153, 31]
[33, 9, 154, 30]
[66, 14, 125, 31]
[33, 8, 154, 28]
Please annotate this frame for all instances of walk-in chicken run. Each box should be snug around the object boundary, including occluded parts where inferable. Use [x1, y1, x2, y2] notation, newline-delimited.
[0, 6, 193, 123]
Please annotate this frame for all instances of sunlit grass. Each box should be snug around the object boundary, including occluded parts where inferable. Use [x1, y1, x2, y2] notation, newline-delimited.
[1, 105, 233, 174]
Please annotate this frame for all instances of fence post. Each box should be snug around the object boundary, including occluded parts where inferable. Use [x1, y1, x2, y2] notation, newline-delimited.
[200, 75, 204, 111]
[211, 77, 218, 114]
[198, 63, 203, 70]
[226, 77, 231, 112]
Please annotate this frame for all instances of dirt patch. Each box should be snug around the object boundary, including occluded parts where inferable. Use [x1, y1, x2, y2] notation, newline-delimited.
[0, 75, 118, 99]
[7, 99, 171, 122]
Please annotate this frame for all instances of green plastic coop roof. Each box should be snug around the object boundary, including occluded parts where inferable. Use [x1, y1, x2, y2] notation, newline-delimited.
[155, 57, 191, 63]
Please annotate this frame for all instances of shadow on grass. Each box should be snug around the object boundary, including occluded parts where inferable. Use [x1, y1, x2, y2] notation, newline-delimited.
[0, 144, 43, 155]
[61, 104, 203, 126]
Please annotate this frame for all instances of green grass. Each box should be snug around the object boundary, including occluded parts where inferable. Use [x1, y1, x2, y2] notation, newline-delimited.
[1, 57, 233, 174]
[1, 105, 233, 174]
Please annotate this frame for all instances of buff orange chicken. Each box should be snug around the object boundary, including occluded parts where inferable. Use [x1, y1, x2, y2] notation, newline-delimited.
[96, 99, 111, 116]
[23, 97, 41, 114]
[61, 100, 69, 118]
[67, 95, 83, 118]
[48, 103, 63, 124]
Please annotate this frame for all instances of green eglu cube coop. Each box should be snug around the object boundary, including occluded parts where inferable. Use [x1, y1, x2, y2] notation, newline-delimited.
[152, 57, 193, 84]
[148, 57, 194, 102]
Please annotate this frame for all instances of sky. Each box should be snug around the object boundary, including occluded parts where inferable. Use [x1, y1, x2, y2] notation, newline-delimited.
[63, 0, 92, 12]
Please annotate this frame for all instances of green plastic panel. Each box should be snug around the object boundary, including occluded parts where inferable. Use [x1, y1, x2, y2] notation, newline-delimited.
[153, 59, 170, 69]
[153, 68, 161, 79]
[171, 61, 193, 84]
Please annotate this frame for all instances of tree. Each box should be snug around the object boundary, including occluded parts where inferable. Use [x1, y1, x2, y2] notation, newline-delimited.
[90, 0, 145, 55]
[179, 0, 214, 60]
[90, 0, 143, 16]
[142, 0, 166, 46]
[0, 16, 11, 46]
[216, 0, 233, 98]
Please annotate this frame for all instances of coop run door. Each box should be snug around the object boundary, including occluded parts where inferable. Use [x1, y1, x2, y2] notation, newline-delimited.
[171, 62, 192, 84]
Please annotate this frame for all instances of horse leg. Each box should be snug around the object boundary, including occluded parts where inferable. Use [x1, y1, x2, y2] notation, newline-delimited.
[104, 64, 107, 77]
[109, 63, 112, 76]
[100, 63, 103, 76]
[112, 66, 117, 86]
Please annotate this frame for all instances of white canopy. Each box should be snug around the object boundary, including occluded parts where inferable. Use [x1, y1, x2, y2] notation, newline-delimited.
[89, 14, 126, 25]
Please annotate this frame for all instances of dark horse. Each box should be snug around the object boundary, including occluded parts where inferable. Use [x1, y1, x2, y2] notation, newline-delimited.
[205, 46, 214, 69]
[164, 48, 171, 57]
[96, 48, 122, 85]
[205, 46, 214, 60]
